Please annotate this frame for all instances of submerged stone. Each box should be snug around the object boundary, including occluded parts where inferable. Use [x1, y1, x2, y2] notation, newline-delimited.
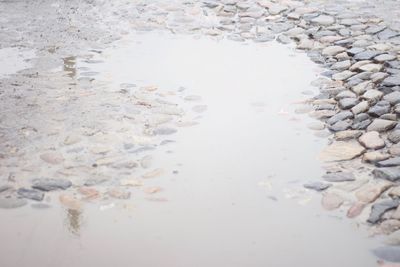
[32, 178, 72, 191]
[17, 188, 44, 201]
[368, 199, 400, 224]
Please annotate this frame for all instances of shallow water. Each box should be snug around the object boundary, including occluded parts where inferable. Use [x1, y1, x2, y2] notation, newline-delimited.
[0, 32, 379, 267]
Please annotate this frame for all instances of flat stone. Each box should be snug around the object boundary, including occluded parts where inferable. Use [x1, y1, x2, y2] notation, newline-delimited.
[339, 98, 359, 109]
[385, 230, 400, 246]
[354, 50, 383, 60]
[347, 202, 366, 218]
[332, 70, 356, 81]
[375, 54, 397, 62]
[363, 151, 390, 163]
[327, 111, 353, 125]
[331, 60, 351, 71]
[319, 141, 365, 161]
[323, 46, 346, 57]
[371, 72, 389, 83]
[374, 219, 400, 235]
[328, 120, 352, 132]
[347, 47, 365, 55]
[359, 131, 385, 149]
[0, 197, 27, 209]
[389, 186, 400, 198]
[17, 188, 44, 201]
[352, 81, 374, 95]
[351, 101, 369, 115]
[367, 119, 397, 132]
[369, 103, 391, 117]
[373, 167, 400, 182]
[377, 157, 400, 167]
[355, 181, 392, 203]
[322, 172, 355, 182]
[390, 143, 400, 156]
[382, 75, 400, 87]
[322, 192, 344, 210]
[312, 15, 335, 26]
[383, 91, 400, 105]
[32, 178, 72, 191]
[335, 178, 369, 192]
[362, 89, 383, 102]
[335, 130, 362, 141]
[359, 63, 383, 72]
[335, 90, 356, 100]
[378, 28, 400, 40]
[373, 246, 400, 263]
[303, 181, 331, 191]
[368, 199, 400, 224]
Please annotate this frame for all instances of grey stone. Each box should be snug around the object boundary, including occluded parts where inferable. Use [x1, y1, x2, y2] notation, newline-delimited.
[373, 246, 400, 263]
[32, 178, 72, 191]
[338, 98, 359, 109]
[373, 167, 400, 181]
[153, 127, 177, 135]
[380, 113, 397, 121]
[17, 188, 44, 201]
[354, 50, 383, 60]
[367, 119, 397, 132]
[374, 54, 397, 62]
[383, 91, 400, 105]
[322, 172, 355, 182]
[377, 157, 400, 167]
[327, 111, 353, 125]
[362, 89, 383, 102]
[378, 28, 400, 40]
[354, 113, 370, 123]
[389, 130, 400, 143]
[382, 75, 400, 87]
[332, 70, 356, 81]
[328, 120, 352, 132]
[358, 131, 385, 149]
[368, 199, 400, 224]
[351, 101, 369, 115]
[331, 60, 351, 71]
[368, 103, 391, 117]
[335, 90, 356, 100]
[303, 181, 331, 191]
[352, 119, 372, 130]
[312, 15, 335, 26]
[347, 47, 364, 55]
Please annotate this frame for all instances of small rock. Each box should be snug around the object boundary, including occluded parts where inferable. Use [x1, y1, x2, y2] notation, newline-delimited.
[303, 181, 331, 191]
[351, 101, 369, 115]
[382, 75, 400, 87]
[328, 120, 352, 132]
[383, 91, 400, 105]
[347, 202, 366, 218]
[312, 15, 335, 26]
[40, 152, 64, 165]
[355, 181, 392, 203]
[332, 70, 356, 81]
[108, 188, 131, 199]
[363, 151, 390, 163]
[334, 130, 362, 141]
[367, 119, 397, 132]
[362, 89, 383, 102]
[322, 192, 344, 210]
[17, 188, 44, 201]
[319, 141, 365, 161]
[32, 178, 72, 191]
[368, 199, 400, 224]
[339, 98, 359, 109]
[327, 111, 353, 125]
[377, 157, 400, 167]
[373, 167, 400, 182]
[0, 197, 27, 209]
[373, 246, 400, 263]
[323, 172, 355, 182]
[389, 186, 400, 198]
[359, 63, 383, 72]
[358, 131, 385, 149]
[59, 194, 81, 210]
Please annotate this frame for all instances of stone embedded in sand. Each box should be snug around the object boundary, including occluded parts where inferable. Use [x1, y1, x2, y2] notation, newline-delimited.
[358, 131, 385, 149]
[32, 178, 72, 191]
[40, 152, 65, 164]
[319, 141, 365, 162]
[322, 192, 344, 210]
[347, 202, 366, 218]
[355, 181, 392, 203]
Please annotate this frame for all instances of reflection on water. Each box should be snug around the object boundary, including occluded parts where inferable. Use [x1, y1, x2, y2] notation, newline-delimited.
[65, 208, 82, 236]
[63, 56, 76, 79]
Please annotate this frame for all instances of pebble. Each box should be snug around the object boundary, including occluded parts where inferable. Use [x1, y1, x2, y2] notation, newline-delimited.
[389, 186, 400, 198]
[377, 157, 400, 167]
[347, 202, 366, 218]
[327, 111, 353, 125]
[332, 70, 356, 81]
[358, 131, 385, 149]
[322, 45, 346, 56]
[303, 181, 331, 191]
[368, 199, 400, 224]
[363, 151, 390, 163]
[40, 152, 65, 165]
[373, 246, 400, 263]
[312, 15, 335, 26]
[319, 141, 365, 161]
[355, 181, 392, 203]
[32, 178, 72, 191]
[108, 188, 131, 199]
[322, 172, 355, 182]
[367, 119, 397, 132]
[383, 91, 400, 105]
[334, 130, 362, 141]
[322, 192, 344, 210]
[59, 194, 81, 210]
[373, 167, 400, 181]
[17, 188, 44, 201]
[351, 101, 369, 115]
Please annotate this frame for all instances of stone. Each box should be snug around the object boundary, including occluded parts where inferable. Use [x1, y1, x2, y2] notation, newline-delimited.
[78, 187, 100, 199]
[339, 98, 359, 109]
[369, 103, 391, 117]
[352, 81, 374, 95]
[378, 28, 400, 40]
[367, 119, 397, 132]
[335, 178, 369, 192]
[373, 168, 400, 182]
[363, 151, 390, 163]
[362, 89, 383, 102]
[375, 54, 397, 62]
[153, 127, 177, 135]
[382, 75, 400, 87]
[383, 91, 400, 105]
[40, 152, 64, 165]
[322, 172, 355, 182]
[354, 50, 383, 60]
[358, 131, 385, 149]
[331, 60, 351, 71]
[303, 181, 331, 191]
[371, 72, 389, 83]
[350, 60, 371, 71]
[390, 144, 400, 156]
[17, 188, 44, 201]
[322, 192, 344, 210]
[351, 101, 369, 115]
[0, 197, 27, 209]
[355, 181, 392, 203]
[368, 200, 400, 224]
[347, 202, 366, 218]
[63, 135, 82, 146]
[319, 141, 365, 161]
[312, 15, 335, 26]
[334, 130, 362, 141]
[32, 178, 72, 191]
[373, 246, 400, 263]
[328, 120, 352, 132]
[327, 111, 353, 125]
[332, 70, 356, 81]
[385, 230, 400, 246]
[389, 186, 400, 198]
[59, 194, 81, 210]
[377, 157, 400, 167]
[359, 63, 383, 72]
[335, 90, 356, 100]
[307, 121, 325, 130]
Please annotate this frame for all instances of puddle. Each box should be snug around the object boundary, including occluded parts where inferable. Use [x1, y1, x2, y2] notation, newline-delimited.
[0, 32, 379, 267]
[0, 48, 35, 77]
